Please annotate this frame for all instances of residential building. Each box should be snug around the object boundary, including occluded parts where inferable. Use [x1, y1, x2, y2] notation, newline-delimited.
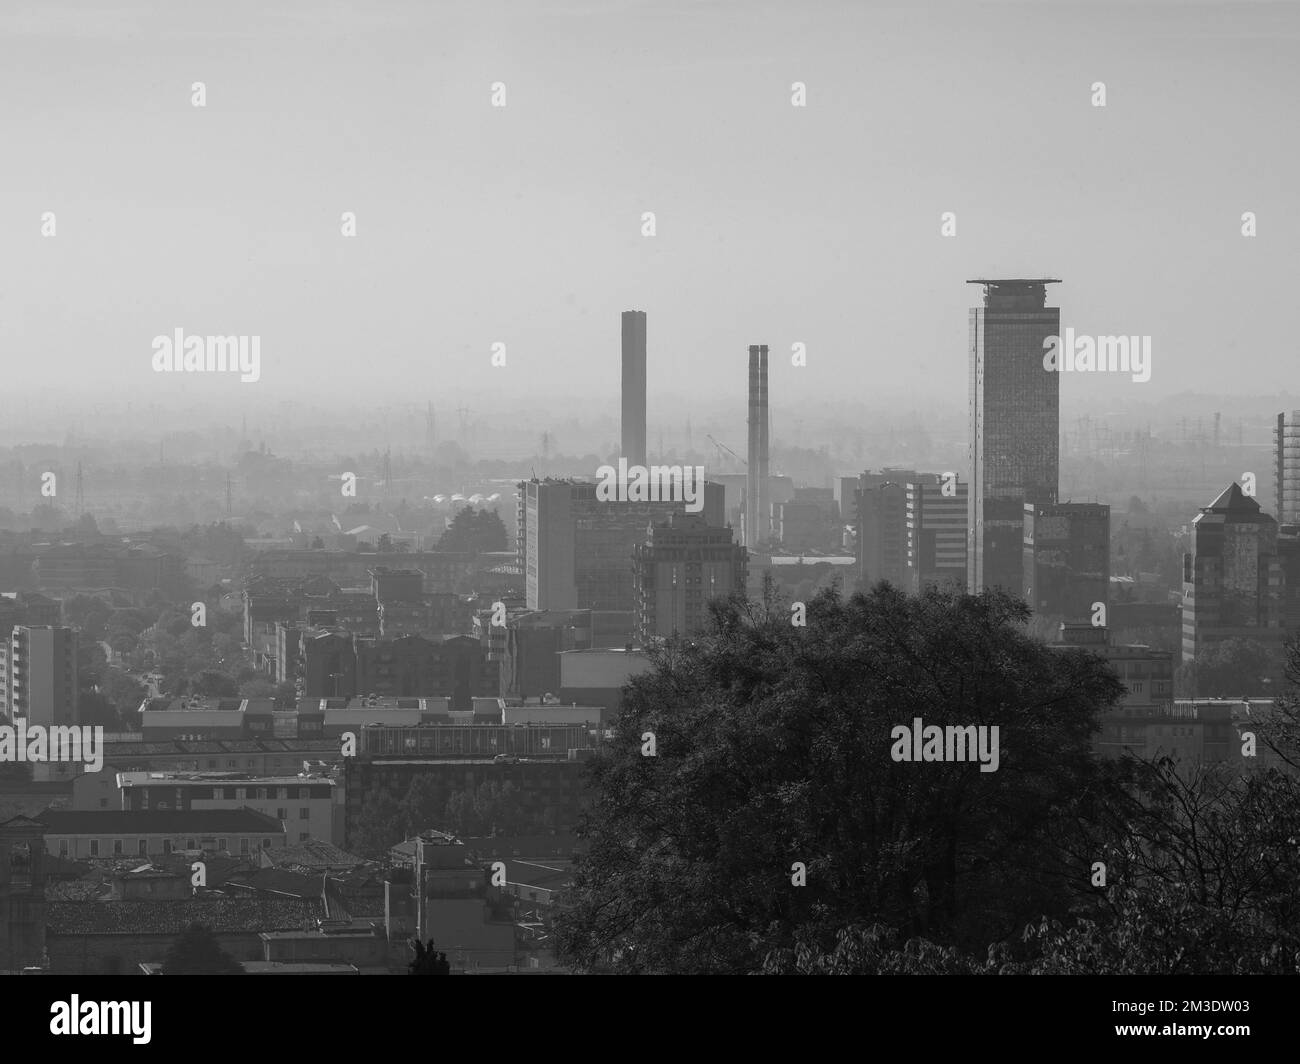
[1182, 483, 1286, 665]
[632, 512, 746, 642]
[34, 808, 287, 860]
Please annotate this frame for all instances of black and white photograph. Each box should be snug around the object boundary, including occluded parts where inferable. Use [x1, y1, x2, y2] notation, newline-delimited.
[1, 0, 1295, 1045]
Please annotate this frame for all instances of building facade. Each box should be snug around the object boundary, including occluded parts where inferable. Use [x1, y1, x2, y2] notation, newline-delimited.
[632, 513, 747, 642]
[1023, 502, 1110, 622]
[1182, 482, 1286, 665]
[967, 279, 1061, 596]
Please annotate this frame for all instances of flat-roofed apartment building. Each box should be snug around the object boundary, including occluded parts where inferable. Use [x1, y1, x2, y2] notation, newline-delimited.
[34, 808, 286, 860]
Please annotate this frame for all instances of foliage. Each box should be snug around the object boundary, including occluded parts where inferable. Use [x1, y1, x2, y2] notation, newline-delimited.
[161, 924, 243, 974]
[555, 584, 1123, 973]
[436, 507, 507, 554]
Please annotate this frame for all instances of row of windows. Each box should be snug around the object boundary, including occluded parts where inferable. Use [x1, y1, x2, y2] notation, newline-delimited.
[64, 837, 277, 857]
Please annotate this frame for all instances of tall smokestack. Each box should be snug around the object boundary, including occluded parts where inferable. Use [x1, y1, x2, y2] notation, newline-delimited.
[747, 344, 769, 547]
[621, 311, 647, 466]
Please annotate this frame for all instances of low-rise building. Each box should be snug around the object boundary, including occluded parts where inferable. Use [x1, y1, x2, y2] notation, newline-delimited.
[35, 808, 287, 860]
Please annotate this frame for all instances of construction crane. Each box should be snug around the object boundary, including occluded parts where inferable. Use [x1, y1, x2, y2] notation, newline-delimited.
[705, 434, 747, 467]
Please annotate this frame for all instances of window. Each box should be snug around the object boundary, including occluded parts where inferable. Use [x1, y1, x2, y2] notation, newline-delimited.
[138, 840, 148, 856]
[262, 838, 271, 849]
[207, 759, 217, 769]
[1131, 682, 1144, 694]
[99, 798, 108, 808]
[299, 832, 310, 842]
[59, 840, 69, 857]
[163, 840, 172, 854]
[227, 759, 237, 768]
[299, 808, 310, 819]
[277, 808, 287, 819]
[113, 840, 123, 855]
[240, 839, 250, 854]
[186, 839, 196, 849]
[218, 838, 227, 851]
[300, 787, 310, 800]
[89, 840, 99, 857]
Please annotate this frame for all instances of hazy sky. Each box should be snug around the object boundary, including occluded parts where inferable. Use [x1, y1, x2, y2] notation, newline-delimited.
[2, 0, 1296, 416]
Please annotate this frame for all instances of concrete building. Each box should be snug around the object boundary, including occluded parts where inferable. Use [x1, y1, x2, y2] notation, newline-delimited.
[967, 278, 1061, 596]
[633, 512, 747, 642]
[1273, 410, 1300, 526]
[520, 478, 725, 615]
[775, 488, 837, 552]
[501, 610, 619, 701]
[0, 625, 79, 782]
[1023, 502, 1110, 622]
[904, 473, 968, 593]
[1182, 483, 1286, 666]
[523, 479, 577, 611]
[1052, 623, 1174, 761]
[622, 310, 648, 468]
[81, 771, 341, 846]
[0, 815, 46, 973]
[857, 473, 915, 589]
[558, 647, 653, 718]
[34, 808, 287, 860]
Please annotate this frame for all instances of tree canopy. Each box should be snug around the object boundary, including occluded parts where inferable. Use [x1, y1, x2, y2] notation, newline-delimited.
[556, 584, 1127, 973]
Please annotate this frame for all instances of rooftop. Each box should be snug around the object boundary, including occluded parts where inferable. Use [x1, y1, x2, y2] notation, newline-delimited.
[47, 897, 323, 936]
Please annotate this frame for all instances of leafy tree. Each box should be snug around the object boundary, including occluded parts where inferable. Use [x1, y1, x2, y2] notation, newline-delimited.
[64, 595, 112, 639]
[436, 507, 507, 554]
[240, 678, 276, 700]
[161, 924, 243, 974]
[408, 939, 451, 974]
[401, 775, 446, 836]
[556, 584, 1124, 973]
[193, 670, 239, 698]
[1188, 637, 1283, 698]
[353, 789, 405, 859]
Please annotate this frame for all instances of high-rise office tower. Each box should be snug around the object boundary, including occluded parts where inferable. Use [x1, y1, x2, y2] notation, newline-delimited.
[1182, 483, 1286, 667]
[622, 311, 647, 467]
[1273, 411, 1300, 526]
[1022, 502, 1110, 622]
[967, 279, 1062, 595]
[746, 345, 770, 548]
